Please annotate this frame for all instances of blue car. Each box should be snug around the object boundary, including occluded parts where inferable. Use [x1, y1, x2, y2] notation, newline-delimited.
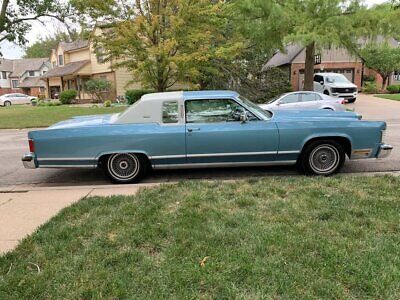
[22, 91, 393, 183]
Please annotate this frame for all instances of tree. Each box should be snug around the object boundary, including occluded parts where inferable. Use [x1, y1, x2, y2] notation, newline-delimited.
[237, 0, 400, 91]
[72, 0, 244, 92]
[24, 30, 81, 58]
[0, 0, 73, 47]
[84, 78, 112, 103]
[361, 43, 400, 90]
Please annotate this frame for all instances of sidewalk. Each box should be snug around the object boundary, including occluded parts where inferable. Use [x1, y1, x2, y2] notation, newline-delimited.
[0, 183, 161, 254]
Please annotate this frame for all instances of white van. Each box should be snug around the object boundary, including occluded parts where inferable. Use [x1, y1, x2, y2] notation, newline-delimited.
[313, 73, 358, 103]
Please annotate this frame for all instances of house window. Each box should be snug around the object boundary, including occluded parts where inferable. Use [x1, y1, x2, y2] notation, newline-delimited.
[42, 70, 46, 75]
[1, 71, 7, 79]
[96, 47, 106, 63]
[28, 71, 35, 76]
[314, 54, 321, 65]
[58, 55, 63, 66]
[394, 71, 400, 81]
[40, 87, 45, 93]
[12, 80, 19, 88]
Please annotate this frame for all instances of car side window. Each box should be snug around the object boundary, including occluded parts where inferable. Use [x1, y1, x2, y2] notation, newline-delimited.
[314, 75, 323, 83]
[162, 101, 179, 124]
[279, 94, 299, 104]
[301, 93, 318, 102]
[185, 99, 256, 124]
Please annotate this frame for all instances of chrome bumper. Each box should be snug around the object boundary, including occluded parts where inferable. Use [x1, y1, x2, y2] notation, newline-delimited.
[377, 144, 393, 159]
[22, 153, 37, 169]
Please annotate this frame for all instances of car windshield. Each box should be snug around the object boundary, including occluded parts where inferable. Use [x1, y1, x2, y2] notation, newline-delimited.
[325, 75, 350, 84]
[265, 95, 280, 104]
[238, 95, 273, 119]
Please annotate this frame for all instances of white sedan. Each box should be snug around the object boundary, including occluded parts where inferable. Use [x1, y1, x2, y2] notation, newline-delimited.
[259, 91, 346, 111]
[0, 93, 37, 106]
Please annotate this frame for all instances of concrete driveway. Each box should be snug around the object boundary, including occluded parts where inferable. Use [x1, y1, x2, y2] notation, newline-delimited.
[0, 93, 399, 188]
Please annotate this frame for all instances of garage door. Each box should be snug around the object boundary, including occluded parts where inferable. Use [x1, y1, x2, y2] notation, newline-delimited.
[298, 68, 355, 90]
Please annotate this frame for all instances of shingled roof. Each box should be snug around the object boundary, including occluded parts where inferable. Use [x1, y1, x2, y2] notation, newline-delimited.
[42, 60, 90, 77]
[262, 44, 304, 71]
[60, 40, 89, 52]
[18, 77, 46, 88]
[0, 58, 49, 77]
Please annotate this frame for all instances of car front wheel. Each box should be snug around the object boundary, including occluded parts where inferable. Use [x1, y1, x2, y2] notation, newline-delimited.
[347, 98, 356, 103]
[104, 153, 147, 183]
[299, 140, 345, 176]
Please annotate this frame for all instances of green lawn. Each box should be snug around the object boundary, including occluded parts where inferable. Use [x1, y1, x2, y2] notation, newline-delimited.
[374, 94, 400, 101]
[1, 176, 399, 299]
[0, 105, 126, 129]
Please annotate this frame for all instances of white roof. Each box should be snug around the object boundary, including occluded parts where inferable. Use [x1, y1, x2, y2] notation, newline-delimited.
[114, 91, 184, 124]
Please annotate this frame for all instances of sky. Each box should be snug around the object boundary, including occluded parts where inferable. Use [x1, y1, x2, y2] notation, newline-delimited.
[0, 0, 390, 59]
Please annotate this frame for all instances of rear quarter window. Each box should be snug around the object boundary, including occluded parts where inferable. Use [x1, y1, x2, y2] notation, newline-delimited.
[162, 101, 179, 124]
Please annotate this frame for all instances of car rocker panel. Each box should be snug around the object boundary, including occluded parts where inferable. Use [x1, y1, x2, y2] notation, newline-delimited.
[22, 90, 392, 183]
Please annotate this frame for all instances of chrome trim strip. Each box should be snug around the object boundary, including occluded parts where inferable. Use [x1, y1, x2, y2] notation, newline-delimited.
[277, 150, 301, 154]
[38, 157, 94, 161]
[150, 150, 299, 160]
[187, 151, 277, 158]
[39, 164, 95, 168]
[149, 154, 186, 159]
[153, 160, 297, 170]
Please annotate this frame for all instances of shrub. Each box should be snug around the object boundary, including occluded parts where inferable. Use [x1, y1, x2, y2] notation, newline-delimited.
[31, 99, 37, 106]
[125, 89, 153, 105]
[84, 78, 112, 103]
[37, 100, 62, 107]
[59, 90, 77, 104]
[362, 82, 378, 94]
[386, 85, 400, 94]
[104, 100, 112, 107]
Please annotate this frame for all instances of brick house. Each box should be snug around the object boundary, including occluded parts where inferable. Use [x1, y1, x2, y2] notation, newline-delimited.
[263, 38, 400, 91]
[43, 35, 140, 101]
[0, 58, 50, 96]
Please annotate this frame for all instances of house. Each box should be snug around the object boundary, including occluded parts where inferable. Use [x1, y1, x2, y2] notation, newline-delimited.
[43, 36, 139, 101]
[0, 58, 50, 96]
[263, 38, 400, 91]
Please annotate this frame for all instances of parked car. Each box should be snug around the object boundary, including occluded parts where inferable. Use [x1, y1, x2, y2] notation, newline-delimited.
[313, 73, 358, 103]
[0, 93, 37, 106]
[22, 91, 392, 183]
[259, 91, 346, 111]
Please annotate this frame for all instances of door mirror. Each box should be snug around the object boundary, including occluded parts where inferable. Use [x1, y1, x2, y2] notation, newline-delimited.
[240, 112, 248, 123]
[320, 81, 324, 85]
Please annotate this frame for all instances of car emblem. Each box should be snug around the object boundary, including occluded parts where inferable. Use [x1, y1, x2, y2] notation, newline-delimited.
[345, 89, 349, 92]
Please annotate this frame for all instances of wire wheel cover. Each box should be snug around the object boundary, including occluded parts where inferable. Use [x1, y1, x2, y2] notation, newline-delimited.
[108, 153, 140, 180]
[309, 144, 340, 174]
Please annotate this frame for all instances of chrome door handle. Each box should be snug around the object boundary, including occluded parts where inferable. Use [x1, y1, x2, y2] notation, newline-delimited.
[187, 128, 200, 132]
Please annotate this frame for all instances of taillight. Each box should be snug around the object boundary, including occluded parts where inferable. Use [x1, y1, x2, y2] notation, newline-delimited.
[28, 139, 35, 153]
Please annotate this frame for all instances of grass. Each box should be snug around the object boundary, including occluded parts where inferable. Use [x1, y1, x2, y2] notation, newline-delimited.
[374, 94, 400, 101]
[0, 105, 126, 129]
[1, 176, 400, 299]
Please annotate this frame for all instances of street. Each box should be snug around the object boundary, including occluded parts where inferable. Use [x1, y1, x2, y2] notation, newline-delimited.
[1, 94, 399, 188]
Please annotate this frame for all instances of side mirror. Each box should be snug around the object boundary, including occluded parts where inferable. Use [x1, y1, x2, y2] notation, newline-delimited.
[240, 112, 248, 123]
[320, 81, 324, 85]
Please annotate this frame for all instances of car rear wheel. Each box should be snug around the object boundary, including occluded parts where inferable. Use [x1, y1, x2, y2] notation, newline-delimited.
[105, 153, 147, 183]
[4, 101, 11, 107]
[299, 140, 345, 176]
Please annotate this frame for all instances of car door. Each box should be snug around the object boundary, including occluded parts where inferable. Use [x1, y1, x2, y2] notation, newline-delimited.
[275, 93, 301, 110]
[15, 94, 26, 104]
[185, 98, 279, 165]
[313, 75, 324, 93]
[299, 92, 320, 109]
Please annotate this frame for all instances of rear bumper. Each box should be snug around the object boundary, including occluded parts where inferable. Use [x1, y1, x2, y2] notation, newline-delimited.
[22, 152, 37, 169]
[377, 144, 393, 159]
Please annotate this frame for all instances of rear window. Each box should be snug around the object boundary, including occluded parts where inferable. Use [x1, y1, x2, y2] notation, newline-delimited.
[162, 101, 179, 123]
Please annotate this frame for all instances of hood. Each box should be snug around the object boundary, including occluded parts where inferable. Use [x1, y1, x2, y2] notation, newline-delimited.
[48, 114, 117, 129]
[271, 109, 361, 121]
[330, 82, 357, 88]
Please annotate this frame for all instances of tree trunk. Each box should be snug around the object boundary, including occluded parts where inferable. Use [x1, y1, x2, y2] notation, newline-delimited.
[304, 42, 315, 91]
[382, 75, 388, 90]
